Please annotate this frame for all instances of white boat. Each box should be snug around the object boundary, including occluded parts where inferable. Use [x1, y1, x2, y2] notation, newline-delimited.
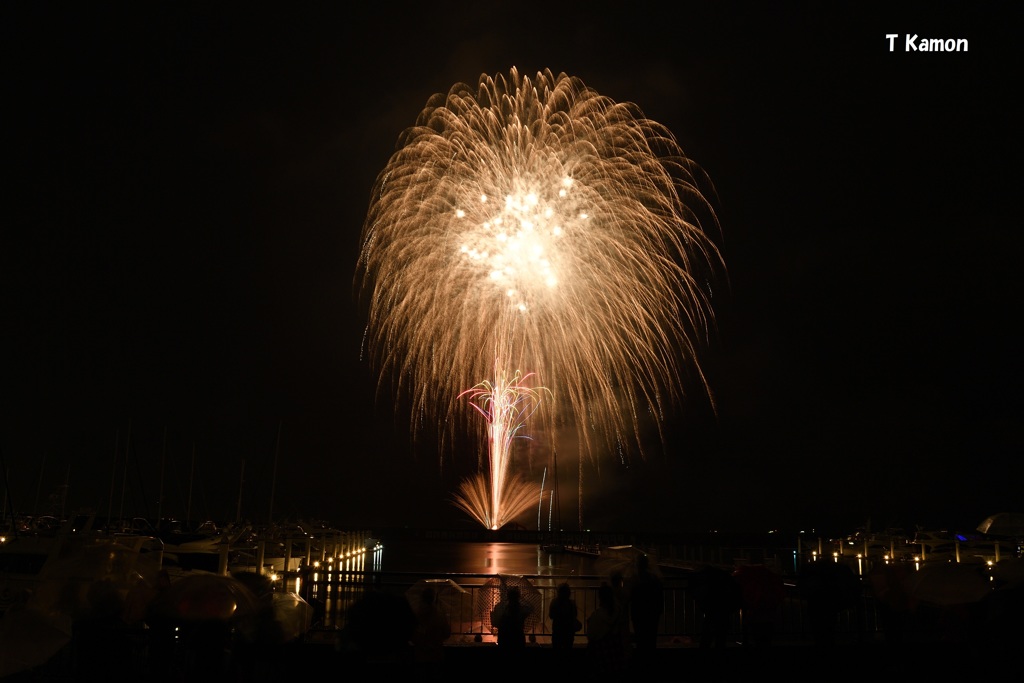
[836, 527, 911, 559]
[153, 519, 249, 573]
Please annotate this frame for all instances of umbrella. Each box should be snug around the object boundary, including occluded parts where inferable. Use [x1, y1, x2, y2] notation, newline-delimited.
[231, 570, 274, 598]
[29, 541, 151, 619]
[475, 574, 542, 633]
[903, 562, 992, 608]
[218, 571, 312, 643]
[405, 578, 471, 630]
[148, 572, 260, 623]
[269, 591, 313, 642]
[976, 512, 1024, 538]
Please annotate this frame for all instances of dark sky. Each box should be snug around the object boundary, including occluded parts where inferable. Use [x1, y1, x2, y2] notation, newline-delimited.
[2, 3, 1018, 537]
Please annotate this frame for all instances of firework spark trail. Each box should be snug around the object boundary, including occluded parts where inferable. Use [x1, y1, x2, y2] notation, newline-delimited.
[357, 67, 724, 526]
[455, 368, 545, 529]
[452, 469, 542, 531]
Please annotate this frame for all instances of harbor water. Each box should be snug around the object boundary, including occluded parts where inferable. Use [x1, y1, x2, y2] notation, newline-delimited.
[377, 538, 602, 576]
[297, 539, 625, 635]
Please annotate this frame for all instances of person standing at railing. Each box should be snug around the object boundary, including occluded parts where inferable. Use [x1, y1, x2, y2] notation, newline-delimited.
[628, 553, 664, 662]
[491, 585, 530, 672]
[548, 582, 581, 660]
[411, 586, 451, 669]
[586, 582, 627, 674]
[609, 570, 632, 654]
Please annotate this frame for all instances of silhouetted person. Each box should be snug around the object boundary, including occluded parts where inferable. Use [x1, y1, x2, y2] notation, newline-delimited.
[411, 586, 451, 672]
[182, 619, 232, 681]
[143, 569, 178, 682]
[491, 586, 530, 674]
[977, 575, 1024, 658]
[609, 571, 631, 645]
[586, 582, 627, 675]
[867, 561, 913, 645]
[341, 588, 417, 668]
[800, 559, 862, 647]
[73, 578, 131, 678]
[548, 582, 579, 657]
[690, 564, 741, 648]
[628, 553, 664, 661]
[733, 564, 785, 647]
[491, 586, 528, 647]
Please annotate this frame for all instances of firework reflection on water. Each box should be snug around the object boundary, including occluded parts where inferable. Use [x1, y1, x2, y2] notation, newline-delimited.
[294, 540, 600, 632]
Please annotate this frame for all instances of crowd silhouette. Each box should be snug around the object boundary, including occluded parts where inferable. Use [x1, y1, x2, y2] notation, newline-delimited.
[9, 549, 1023, 681]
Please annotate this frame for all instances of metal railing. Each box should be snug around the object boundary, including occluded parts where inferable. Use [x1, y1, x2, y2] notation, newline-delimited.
[298, 569, 877, 646]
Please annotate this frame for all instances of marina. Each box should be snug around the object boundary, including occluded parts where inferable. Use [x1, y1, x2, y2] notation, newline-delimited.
[2, 513, 1022, 680]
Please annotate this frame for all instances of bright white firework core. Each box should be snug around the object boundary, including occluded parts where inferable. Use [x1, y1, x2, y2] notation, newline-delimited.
[457, 176, 574, 312]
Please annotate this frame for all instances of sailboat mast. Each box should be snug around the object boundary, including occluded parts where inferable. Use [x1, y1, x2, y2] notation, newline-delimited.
[552, 448, 561, 531]
[157, 426, 167, 526]
[33, 451, 46, 518]
[268, 421, 281, 528]
[1, 464, 7, 528]
[235, 458, 245, 524]
[119, 420, 131, 529]
[186, 442, 195, 528]
[578, 449, 583, 532]
[59, 464, 69, 520]
[537, 466, 546, 531]
[1, 447, 16, 532]
[107, 428, 119, 527]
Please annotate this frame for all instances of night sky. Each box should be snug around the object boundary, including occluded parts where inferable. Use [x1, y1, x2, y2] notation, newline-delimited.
[3, 3, 1019, 537]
